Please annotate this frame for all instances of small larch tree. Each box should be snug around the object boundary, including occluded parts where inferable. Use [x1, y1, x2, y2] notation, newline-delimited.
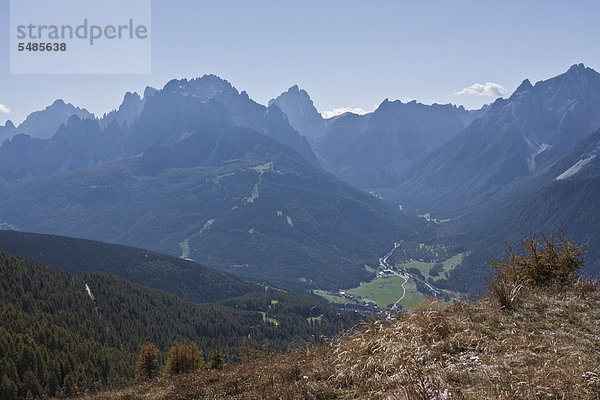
[136, 343, 159, 381]
[165, 341, 203, 375]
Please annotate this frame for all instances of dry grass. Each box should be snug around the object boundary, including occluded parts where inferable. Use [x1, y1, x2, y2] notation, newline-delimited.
[73, 282, 600, 400]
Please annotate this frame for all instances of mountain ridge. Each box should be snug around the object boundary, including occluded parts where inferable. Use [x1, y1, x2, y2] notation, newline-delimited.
[0, 75, 317, 180]
[0, 99, 94, 143]
[270, 84, 488, 189]
[393, 63, 600, 215]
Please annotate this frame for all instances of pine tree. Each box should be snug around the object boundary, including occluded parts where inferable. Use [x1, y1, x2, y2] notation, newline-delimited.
[0, 374, 18, 400]
[22, 370, 42, 398]
[208, 346, 225, 370]
[136, 343, 159, 381]
[45, 370, 59, 397]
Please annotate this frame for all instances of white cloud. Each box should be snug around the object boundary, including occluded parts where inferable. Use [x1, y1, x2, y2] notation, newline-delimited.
[455, 82, 507, 97]
[0, 104, 11, 114]
[321, 107, 371, 119]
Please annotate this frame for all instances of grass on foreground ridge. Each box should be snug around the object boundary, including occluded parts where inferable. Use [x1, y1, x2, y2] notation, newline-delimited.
[76, 281, 600, 400]
[75, 234, 600, 400]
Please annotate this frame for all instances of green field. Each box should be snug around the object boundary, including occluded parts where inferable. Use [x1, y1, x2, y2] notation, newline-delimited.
[315, 278, 428, 311]
[312, 290, 357, 305]
[403, 253, 464, 282]
[346, 275, 407, 309]
[395, 281, 424, 310]
[259, 311, 279, 325]
[314, 252, 463, 311]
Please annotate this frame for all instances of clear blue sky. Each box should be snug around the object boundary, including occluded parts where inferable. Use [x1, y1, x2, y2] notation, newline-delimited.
[1, 0, 599, 124]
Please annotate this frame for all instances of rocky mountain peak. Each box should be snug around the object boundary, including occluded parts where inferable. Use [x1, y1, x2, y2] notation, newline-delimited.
[566, 63, 587, 75]
[51, 99, 66, 107]
[269, 85, 323, 139]
[143, 86, 158, 99]
[515, 78, 533, 94]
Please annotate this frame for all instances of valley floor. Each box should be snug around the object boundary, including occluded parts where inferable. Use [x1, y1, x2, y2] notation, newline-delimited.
[73, 281, 600, 400]
[314, 242, 462, 312]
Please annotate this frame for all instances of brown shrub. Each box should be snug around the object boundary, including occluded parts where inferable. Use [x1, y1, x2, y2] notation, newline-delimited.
[490, 231, 585, 288]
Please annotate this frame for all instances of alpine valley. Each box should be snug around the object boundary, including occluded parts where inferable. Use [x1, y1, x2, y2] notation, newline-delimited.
[1, 63, 600, 398]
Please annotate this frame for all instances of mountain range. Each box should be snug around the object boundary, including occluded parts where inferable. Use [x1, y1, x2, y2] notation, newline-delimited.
[1, 64, 599, 295]
[270, 85, 487, 189]
[0, 75, 316, 180]
[0, 76, 424, 292]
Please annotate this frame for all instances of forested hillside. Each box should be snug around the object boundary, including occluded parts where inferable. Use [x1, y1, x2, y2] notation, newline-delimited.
[0, 251, 361, 399]
[0, 230, 257, 303]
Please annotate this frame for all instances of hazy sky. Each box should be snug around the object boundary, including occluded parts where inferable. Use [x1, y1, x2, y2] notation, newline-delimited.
[1, 0, 600, 125]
